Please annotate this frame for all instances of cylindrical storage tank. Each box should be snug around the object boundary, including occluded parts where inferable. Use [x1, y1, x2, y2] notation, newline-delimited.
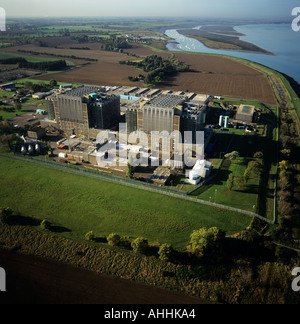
[219, 115, 224, 127]
[35, 143, 41, 153]
[28, 145, 34, 154]
[21, 145, 27, 154]
[224, 116, 229, 128]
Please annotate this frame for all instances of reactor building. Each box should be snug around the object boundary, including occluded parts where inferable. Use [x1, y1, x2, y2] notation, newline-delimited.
[45, 86, 120, 137]
[126, 94, 209, 140]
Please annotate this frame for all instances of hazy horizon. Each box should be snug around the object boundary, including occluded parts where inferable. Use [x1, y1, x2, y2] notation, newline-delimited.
[1, 0, 298, 20]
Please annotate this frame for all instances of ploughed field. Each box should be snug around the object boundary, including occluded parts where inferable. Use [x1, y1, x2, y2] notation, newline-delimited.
[0, 40, 276, 104]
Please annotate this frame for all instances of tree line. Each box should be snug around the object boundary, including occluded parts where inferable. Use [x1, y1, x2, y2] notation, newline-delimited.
[0, 56, 67, 71]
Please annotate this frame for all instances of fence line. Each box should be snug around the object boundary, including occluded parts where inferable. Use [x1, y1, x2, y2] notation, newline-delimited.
[0, 153, 275, 224]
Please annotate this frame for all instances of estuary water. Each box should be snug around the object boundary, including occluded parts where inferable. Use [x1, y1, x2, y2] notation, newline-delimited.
[165, 24, 300, 84]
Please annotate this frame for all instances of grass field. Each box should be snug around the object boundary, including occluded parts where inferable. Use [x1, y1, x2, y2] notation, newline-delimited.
[0, 155, 252, 250]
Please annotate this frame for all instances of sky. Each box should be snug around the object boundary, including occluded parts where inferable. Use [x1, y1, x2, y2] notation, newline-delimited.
[0, 0, 299, 19]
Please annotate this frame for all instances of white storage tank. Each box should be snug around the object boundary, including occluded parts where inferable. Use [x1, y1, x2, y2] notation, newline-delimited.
[21, 145, 27, 154]
[224, 116, 229, 128]
[35, 143, 40, 153]
[28, 145, 34, 154]
[219, 115, 224, 127]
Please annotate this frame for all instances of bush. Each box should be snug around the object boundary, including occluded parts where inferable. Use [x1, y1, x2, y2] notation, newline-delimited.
[107, 233, 121, 247]
[187, 227, 226, 257]
[131, 237, 148, 254]
[85, 231, 95, 242]
[158, 244, 174, 262]
[254, 151, 264, 159]
[40, 219, 51, 230]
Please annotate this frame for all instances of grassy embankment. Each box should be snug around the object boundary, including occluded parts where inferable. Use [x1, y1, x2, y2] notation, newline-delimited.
[0, 155, 251, 251]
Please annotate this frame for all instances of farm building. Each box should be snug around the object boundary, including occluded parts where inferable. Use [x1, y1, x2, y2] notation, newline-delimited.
[235, 105, 255, 124]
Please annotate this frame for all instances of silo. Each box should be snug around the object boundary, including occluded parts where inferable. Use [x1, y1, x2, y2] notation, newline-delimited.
[219, 115, 224, 127]
[21, 145, 27, 155]
[28, 144, 34, 154]
[35, 143, 41, 153]
[224, 116, 229, 128]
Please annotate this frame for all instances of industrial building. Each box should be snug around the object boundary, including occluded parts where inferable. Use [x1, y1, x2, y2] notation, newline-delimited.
[126, 93, 209, 139]
[46, 86, 120, 137]
[235, 105, 256, 124]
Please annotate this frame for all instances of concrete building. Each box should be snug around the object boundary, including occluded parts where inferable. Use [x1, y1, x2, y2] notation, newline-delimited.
[52, 86, 120, 137]
[126, 94, 209, 138]
[236, 105, 255, 124]
[142, 95, 184, 134]
[27, 126, 47, 140]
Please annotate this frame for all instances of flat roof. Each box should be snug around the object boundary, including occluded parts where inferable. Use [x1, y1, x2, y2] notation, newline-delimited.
[147, 94, 184, 108]
[238, 104, 255, 115]
[60, 86, 103, 97]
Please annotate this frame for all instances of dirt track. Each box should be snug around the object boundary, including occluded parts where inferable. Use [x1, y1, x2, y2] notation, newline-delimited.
[0, 249, 204, 305]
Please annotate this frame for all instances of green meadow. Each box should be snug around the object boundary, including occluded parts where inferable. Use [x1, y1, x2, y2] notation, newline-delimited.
[0, 156, 251, 250]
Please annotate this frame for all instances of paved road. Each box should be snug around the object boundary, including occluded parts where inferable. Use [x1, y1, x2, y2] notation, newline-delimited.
[0, 249, 204, 305]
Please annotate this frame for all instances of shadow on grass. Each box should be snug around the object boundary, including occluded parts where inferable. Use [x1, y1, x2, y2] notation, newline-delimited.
[7, 214, 71, 234]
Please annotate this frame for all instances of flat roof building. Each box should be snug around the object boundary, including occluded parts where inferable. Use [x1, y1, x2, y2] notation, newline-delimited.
[236, 104, 255, 124]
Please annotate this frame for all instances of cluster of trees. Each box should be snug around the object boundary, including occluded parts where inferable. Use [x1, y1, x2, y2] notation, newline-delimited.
[120, 55, 190, 85]
[0, 57, 28, 65]
[85, 230, 174, 261]
[274, 134, 299, 244]
[0, 119, 15, 151]
[225, 151, 264, 191]
[83, 226, 226, 263]
[0, 56, 67, 71]
[71, 35, 89, 44]
[19, 59, 67, 71]
[99, 36, 132, 52]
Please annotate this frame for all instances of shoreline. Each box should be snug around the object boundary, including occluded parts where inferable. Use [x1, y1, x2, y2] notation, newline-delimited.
[167, 26, 274, 55]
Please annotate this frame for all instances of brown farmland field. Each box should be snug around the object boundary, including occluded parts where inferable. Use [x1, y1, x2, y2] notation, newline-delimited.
[1, 42, 276, 104]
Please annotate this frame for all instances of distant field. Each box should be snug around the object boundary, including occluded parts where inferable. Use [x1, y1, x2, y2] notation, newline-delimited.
[0, 156, 251, 250]
[0, 41, 277, 104]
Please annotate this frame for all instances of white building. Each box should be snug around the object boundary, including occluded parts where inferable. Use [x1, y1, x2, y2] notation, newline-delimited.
[185, 159, 213, 185]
